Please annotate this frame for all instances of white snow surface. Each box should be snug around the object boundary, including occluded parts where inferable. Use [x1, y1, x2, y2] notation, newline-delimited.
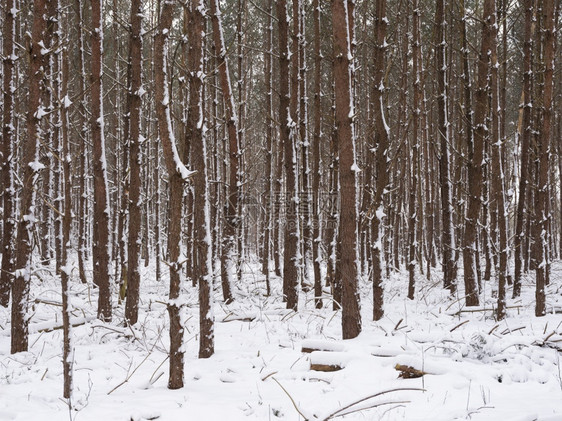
[1, 258, 562, 420]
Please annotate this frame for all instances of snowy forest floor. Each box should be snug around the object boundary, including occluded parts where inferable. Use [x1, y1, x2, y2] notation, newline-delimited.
[2, 258, 562, 421]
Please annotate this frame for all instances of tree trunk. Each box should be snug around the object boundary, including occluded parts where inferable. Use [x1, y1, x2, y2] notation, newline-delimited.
[535, 0, 554, 317]
[371, 0, 389, 321]
[155, 0, 190, 389]
[12, 0, 48, 354]
[61, 45, 73, 399]
[435, 0, 456, 294]
[513, 0, 534, 298]
[210, 0, 238, 304]
[312, 0, 323, 309]
[277, 0, 300, 310]
[125, 0, 144, 326]
[332, 0, 361, 339]
[186, 0, 215, 358]
[0, 0, 17, 307]
[91, 0, 112, 321]
[262, 0, 274, 296]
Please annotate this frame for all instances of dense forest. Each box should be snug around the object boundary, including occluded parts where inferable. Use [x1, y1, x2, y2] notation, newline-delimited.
[1, 0, 562, 409]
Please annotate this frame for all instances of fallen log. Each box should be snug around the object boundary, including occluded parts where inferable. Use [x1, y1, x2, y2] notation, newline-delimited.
[394, 364, 427, 379]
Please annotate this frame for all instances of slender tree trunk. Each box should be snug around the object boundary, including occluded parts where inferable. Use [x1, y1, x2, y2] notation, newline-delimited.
[155, 0, 190, 389]
[277, 0, 300, 310]
[371, 0, 389, 321]
[0, 0, 17, 307]
[12, 0, 48, 354]
[435, 0, 456, 294]
[210, 0, 238, 304]
[74, 0, 89, 285]
[535, 0, 554, 317]
[312, 0, 323, 309]
[91, 0, 112, 321]
[513, 0, 534, 298]
[61, 46, 73, 400]
[125, 0, 144, 326]
[262, 0, 274, 296]
[488, 0, 508, 320]
[299, 0, 312, 292]
[184, 0, 214, 358]
[332, 0, 361, 339]
[408, 0, 421, 300]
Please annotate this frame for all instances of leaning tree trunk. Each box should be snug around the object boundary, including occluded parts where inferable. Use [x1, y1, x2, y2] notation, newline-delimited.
[332, 0, 361, 340]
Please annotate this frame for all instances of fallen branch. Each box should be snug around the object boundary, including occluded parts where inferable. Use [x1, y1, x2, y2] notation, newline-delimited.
[271, 377, 309, 420]
[320, 387, 424, 420]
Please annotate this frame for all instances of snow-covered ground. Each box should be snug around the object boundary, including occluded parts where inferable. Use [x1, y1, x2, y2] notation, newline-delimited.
[1, 259, 562, 420]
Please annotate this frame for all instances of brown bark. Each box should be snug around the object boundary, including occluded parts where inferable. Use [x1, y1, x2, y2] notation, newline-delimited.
[125, 0, 144, 326]
[332, 0, 361, 339]
[371, 0, 389, 321]
[262, 0, 274, 296]
[463, 0, 496, 308]
[61, 46, 73, 399]
[155, 0, 186, 389]
[535, 0, 554, 317]
[0, 0, 17, 307]
[435, 0, 456, 294]
[74, 0, 88, 285]
[91, 0, 112, 321]
[513, 0, 534, 298]
[12, 0, 48, 354]
[312, 0, 323, 309]
[210, 0, 237, 304]
[186, 0, 214, 358]
[488, 0, 508, 320]
[277, 0, 300, 310]
[408, 0, 421, 300]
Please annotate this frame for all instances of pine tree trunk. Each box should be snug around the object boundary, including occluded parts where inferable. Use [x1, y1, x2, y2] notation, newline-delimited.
[125, 0, 144, 326]
[0, 0, 17, 307]
[332, 0, 361, 339]
[262, 0, 274, 296]
[513, 0, 534, 298]
[277, 0, 300, 310]
[184, 0, 215, 358]
[154, 0, 188, 389]
[408, 0, 421, 300]
[535, 0, 554, 317]
[371, 0, 389, 321]
[210, 0, 238, 304]
[435, 0, 456, 294]
[61, 45, 73, 399]
[12, 0, 48, 354]
[91, 0, 112, 321]
[312, 0, 323, 309]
